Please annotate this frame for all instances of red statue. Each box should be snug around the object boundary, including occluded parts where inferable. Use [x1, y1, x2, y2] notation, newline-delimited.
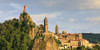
[23, 5, 26, 13]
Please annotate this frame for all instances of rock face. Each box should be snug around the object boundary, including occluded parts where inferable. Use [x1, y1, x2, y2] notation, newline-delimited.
[32, 34, 59, 50]
[19, 12, 38, 40]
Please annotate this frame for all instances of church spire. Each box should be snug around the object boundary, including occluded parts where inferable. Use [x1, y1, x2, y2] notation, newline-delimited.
[23, 5, 26, 13]
[55, 24, 59, 35]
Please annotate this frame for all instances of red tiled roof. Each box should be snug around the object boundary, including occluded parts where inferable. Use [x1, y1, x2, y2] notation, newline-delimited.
[39, 24, 44, 27]
[61, 34, 67, 36]
[72, 45, 78, 46]
[69, 39, 85, 41]
[88, 43, 94, 45]
[69, 33, 77, 35]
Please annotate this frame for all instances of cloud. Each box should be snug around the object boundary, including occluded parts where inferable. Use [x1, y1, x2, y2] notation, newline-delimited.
[40, 0, 64, 7]
[0, 15, 19, 21]
[8, 16, 19, 20]
[59, 22, 95, 33]
[79, 0, 100, 10]
[38, 0, 100, 10]
[9, 3, 22, 10]
[0, 11, 3, 14]
[85, 17, 100, 25]
[69, 18, 76, 22]
[30, 12, 62, 22]
[86, 17, 100, 22]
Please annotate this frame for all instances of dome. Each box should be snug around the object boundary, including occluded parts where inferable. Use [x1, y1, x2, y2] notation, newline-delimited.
[78, 33, 82, 36]
[62, 30, 67, 34]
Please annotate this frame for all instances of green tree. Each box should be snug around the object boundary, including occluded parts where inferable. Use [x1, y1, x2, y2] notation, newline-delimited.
[77, 45, 85, 50]
[0, 18, 32, 50]
[86, 46, 91, 50]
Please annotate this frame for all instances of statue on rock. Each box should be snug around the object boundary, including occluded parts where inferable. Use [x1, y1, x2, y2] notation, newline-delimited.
[23, 5, 26, 13]
[19, 5, 38, 40]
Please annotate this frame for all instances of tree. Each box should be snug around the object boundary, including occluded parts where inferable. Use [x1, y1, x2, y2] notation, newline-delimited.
[86, 46, 91, 50]
[93, 44, 100, 50]
[0, 19, 32, 50]
[77, 45, 85, 50]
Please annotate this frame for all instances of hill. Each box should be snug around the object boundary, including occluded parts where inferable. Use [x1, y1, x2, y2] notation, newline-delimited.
[0, 19, 32, 50]
[0, 12, 59, 50]
[82, 33, 100, 44]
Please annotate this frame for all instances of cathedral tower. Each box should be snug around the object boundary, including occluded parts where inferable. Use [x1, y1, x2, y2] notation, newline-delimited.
[44, 17, 48, 32]
[55, 24, 59, 35]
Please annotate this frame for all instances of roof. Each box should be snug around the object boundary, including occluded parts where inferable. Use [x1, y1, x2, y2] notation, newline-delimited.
[69, 39, 85, 41]
[72, 45, 78, 46]
[88, 43, 94, 45]
[60, 34, 67, 36]
[69, 33, 78, 35]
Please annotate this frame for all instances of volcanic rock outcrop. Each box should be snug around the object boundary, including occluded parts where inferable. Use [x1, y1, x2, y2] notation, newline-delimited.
[32, 34, 59, 50]
[19, 12, 38, 40]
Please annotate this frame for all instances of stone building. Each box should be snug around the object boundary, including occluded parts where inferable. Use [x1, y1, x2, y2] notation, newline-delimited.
[62, 30, 67, 34]
[44, 17, 48, 33]
[56, 33, 94, 49]
[38, 17, 49, 34]
[38, 24, 44, 33]
[37, 17, 54, 36]
[55, 24, 59, 35]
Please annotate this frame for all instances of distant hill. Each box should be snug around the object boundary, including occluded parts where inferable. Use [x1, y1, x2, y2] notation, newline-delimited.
[82, 33, 100, 44]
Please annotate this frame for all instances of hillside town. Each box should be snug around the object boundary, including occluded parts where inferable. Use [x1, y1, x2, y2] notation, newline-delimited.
[0, 5, 100, 50]
[21, 5, 96, 50]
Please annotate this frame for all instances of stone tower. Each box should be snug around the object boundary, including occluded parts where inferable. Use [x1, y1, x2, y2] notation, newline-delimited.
[44, 17, 48, 32]
[55, 24, 59, 35]
[78, 33, 82, 39]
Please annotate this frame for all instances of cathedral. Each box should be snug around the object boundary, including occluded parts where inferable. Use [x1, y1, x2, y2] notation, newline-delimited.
[38, 17, 49, 34]
[54, 24, 95, 49]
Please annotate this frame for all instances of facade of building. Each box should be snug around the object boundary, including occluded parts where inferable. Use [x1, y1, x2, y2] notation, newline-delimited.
[38, 24, 44, 33]
[55, 33, 95, 49]
[37, 17, 53, 36]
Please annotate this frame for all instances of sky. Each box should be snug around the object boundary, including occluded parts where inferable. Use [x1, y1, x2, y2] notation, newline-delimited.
[0, 0, 100, 33]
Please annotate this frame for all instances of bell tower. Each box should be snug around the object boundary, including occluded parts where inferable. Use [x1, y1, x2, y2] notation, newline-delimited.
[44, 17, 48, 33]
[55, 24, 59, 35]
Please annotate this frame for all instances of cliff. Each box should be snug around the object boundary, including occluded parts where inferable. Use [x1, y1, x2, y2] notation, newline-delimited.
[32, 34, 59, 50]
[19, 12, 38, 40]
